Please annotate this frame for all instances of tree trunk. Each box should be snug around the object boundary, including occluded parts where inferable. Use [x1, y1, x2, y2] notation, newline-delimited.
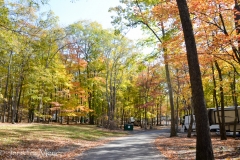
[144, 106, 147, 129]
[121, 107, 124, 126]
[67, 116, 69, 124]
[234, 0, 240, 58]
[176, 0, 214, 159]
[157, 101, 159, 126]
[15, 74, 23, 123]
[161, 20, 176, 136]
[16, 83, 22, 123]
[88, 92, 94, 125]
[12, 77, 22, 124]
[105, 69, 111, 128]
[176, 69, 180, 131]
[160, 102, 162, 126]
[8, 84, 13, 123]
[230, 67, 238, 138]
[2, 51, 12, 123]
[214, 61, 227, 140]
[212, 64, 223, 136]
[164, 59, 177, 136]
[141, 18, 177, 135]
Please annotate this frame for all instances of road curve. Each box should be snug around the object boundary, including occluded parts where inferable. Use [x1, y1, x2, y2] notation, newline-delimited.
[77, 128, 169, 160]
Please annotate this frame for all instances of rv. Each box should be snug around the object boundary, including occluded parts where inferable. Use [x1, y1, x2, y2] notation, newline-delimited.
[208, 106, 240, 132]
[182, 115, 196, 130]
[183, 106, 240, 132]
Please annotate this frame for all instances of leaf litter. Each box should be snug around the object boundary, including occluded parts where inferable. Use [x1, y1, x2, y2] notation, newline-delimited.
[154, 131, 240, 160]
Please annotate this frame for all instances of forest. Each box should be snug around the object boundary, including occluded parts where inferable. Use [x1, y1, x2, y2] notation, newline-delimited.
[0, 0, 239, 137]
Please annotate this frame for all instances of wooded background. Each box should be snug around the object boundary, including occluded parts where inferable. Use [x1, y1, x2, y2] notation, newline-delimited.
[0, 0, 239, 133]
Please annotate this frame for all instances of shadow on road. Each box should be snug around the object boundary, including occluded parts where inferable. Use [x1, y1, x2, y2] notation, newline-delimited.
[77, 126, 170, 160]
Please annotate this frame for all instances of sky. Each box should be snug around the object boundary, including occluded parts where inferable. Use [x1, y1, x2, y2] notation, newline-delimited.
[45, 0, 119, 28]
[43, 0, 142, 40]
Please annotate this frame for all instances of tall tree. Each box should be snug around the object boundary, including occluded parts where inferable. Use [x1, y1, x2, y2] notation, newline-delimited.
[110, 0, 178, 136]
[176, 0, 214, 159]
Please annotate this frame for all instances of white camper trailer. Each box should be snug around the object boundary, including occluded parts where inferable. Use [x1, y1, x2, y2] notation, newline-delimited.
[208, 106, 240, 132]
[183, 115, 196, 131]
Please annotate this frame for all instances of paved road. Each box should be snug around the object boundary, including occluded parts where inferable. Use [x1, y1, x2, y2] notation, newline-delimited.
[77, 128, 169, 160]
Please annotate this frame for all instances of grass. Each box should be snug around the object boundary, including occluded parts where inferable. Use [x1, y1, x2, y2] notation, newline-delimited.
[0, 123, 127, 144]
[0, 123, 128, 159]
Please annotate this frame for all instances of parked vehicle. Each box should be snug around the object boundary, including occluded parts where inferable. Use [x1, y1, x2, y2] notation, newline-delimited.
[182, 106, 240, 132]
[182, 115, 196, 130]
[128, 117, 141, 126]
[208, 106, 240, 132]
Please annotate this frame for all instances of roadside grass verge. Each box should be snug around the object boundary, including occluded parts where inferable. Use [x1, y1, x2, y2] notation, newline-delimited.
[0, 123, 128, 159]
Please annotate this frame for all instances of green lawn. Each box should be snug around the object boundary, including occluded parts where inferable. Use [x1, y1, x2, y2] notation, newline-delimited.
[0, 123, 128, 159]
[0, 123, 127, 145]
